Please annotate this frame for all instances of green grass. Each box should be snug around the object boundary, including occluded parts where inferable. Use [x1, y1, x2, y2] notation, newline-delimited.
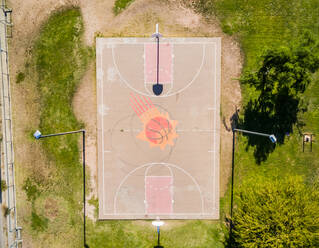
[87, 220, 226, 248]
[35, 6, 88, 211]
[31, 211, 49, 231]
[113, 0, 135, 15]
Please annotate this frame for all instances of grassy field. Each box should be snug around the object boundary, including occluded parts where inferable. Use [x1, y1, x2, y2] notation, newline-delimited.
[195, 0, 319, 235]
[17, 1, 319, 246]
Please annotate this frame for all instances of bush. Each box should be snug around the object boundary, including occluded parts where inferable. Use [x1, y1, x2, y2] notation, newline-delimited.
[231, 176, 319, 247]
[1, 180, 7, 192]
[3, 205, 10, 217]
[16, 71, 25, 84]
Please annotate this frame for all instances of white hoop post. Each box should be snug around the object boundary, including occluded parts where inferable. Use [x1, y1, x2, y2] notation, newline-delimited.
[152, 23, 162, 38]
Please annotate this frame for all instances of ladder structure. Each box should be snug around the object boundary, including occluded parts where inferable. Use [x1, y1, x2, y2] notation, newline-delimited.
[0, 0, 22, 247]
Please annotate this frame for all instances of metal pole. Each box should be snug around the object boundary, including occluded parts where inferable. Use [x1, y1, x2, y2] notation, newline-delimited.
[157, 226, 160, 246]
[38, 130, 84, 138]
[233, 128, 271, 137]
[83, 130, 86, 247]
[156, 35, 159, 85]
[230, 130, 235, 219]
[229, 130, 235, 246]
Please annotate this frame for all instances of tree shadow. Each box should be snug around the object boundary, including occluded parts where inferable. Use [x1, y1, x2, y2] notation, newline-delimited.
[239, 89, 300, 164]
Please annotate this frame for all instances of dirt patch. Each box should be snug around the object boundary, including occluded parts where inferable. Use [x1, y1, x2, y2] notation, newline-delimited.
[44, 198, 59, 219]
[219, 36, 242, 195]
[72, 63, 97, 220]
[78, 0, 115, 45]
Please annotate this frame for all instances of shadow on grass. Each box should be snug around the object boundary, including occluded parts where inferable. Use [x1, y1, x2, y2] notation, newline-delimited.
[238, 90, 302, 164]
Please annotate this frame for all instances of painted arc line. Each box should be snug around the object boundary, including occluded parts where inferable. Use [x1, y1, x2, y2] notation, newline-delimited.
[145, 163, 173, 177]
[101, 46, 106, 215]
[105, 41, 219, 45]
[113, 162, 205, 214]
[111, 43, 207, 98]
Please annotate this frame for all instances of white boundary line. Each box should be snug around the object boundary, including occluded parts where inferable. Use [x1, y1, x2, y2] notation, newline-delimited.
[100, 46, 106, 214]
[106, 41, 218, 44]
[176, 129, 214, 132]
[98, 39, 221, 218]
[144, 164, 174, 177]
[101, 213, 216, 215]
[213, 42, 217, 210]
[111, 43, 206, 97]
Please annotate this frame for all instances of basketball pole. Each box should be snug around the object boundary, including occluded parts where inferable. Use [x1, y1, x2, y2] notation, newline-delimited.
[156, 26, 159, 86]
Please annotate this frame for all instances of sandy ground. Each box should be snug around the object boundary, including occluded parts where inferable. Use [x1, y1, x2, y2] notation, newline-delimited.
[8, 0, 242, 239]
[72, 63, 97, 219]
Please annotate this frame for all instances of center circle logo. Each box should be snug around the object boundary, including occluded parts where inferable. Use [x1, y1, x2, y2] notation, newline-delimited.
[145, 117, 172, 144]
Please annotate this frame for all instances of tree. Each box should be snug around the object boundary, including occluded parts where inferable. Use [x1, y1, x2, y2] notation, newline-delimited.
[239, 31, 319, 163]
[232, 176, 319, 247]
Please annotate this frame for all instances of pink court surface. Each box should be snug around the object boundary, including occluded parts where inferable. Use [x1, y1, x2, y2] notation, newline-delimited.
[96, 37, 221, 219]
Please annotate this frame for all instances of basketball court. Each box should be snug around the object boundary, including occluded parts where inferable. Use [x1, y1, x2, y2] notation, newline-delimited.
[96, 37, 221, 219]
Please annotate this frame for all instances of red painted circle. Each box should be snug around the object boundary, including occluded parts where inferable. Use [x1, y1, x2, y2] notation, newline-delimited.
[145, 117, 172, 144]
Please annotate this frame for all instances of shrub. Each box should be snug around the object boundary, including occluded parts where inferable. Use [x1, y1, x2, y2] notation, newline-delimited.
[1, 180, 7, 192]
[232, 176, 319, 247]
[16, 71, 25, 84]
[3, 205, 10, 217]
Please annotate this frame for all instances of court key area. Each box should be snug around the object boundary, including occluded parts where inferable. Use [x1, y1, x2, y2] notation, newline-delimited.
[96, 37, 221, 219]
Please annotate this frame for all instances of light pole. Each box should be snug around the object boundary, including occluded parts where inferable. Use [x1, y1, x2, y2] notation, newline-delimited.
[152, 217, 164, 248]
[229, 128, 276, 245]
[33, 129, 88, 248]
